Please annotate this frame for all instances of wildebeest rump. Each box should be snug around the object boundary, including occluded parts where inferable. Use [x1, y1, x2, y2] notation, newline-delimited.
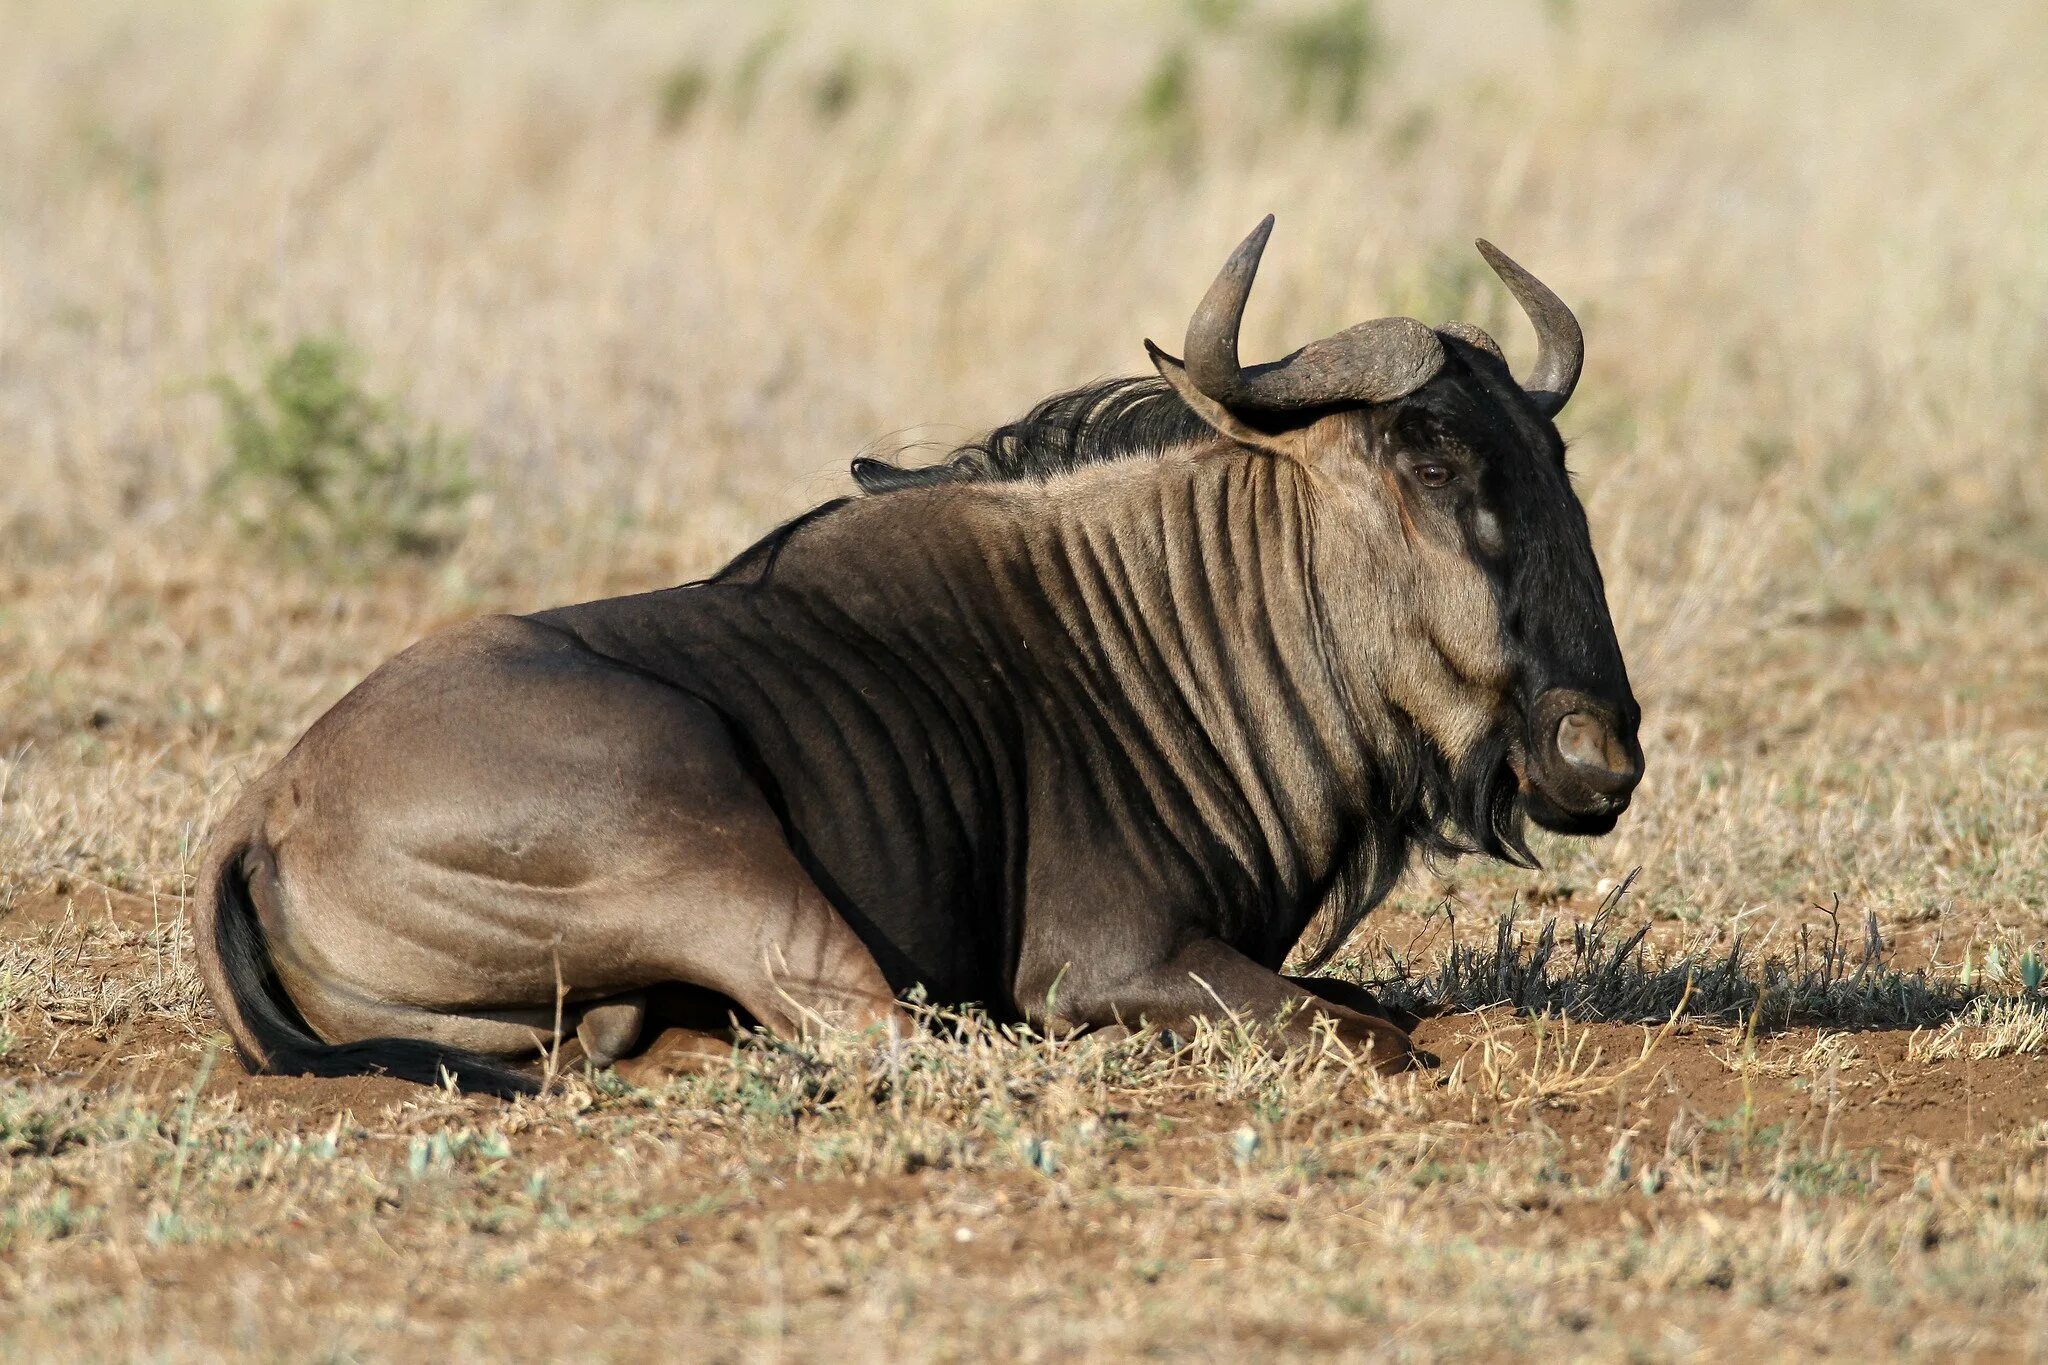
[194, 218, 1643, 1096]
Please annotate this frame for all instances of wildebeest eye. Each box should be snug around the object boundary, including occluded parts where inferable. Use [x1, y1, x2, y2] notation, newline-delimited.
[1412, 461, 1455, 489]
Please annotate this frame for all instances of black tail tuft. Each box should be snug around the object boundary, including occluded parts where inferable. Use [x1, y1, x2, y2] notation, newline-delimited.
[212, 849, 541, 1100]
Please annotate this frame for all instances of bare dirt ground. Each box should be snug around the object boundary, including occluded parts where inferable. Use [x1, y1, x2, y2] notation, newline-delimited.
[7, 886, 2048, 1360]
[4, 1, 2047, 1359]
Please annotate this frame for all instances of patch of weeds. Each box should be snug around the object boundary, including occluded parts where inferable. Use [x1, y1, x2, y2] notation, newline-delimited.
[671, 1192, 731, 1220]
[402, 1130, 514, 1180]
[655, 62, 711, 131]
[665, 28, 890, 130]
[0, 1088, 148, 1158]
[1267, 0, 1386, 127]
[143, 1209, 210, 1247]
[1183, 0, 1246, 29]
[73, 117, 163, 209]
[1325, 1288, 1379, 1319]
[587, 1068, 639, 1100]
[1922, 1218, 2048, 1306]
[728, 27, 788, 116]
[0, 1190, 97, 1252]
[809, 50, 866, 124]
[283, 1126, 342, 1162]
[1130, 42, 1200, 166]
[807, 1133, 860, 1170]
[1364, 883, 1987, 1031]
[1133, 0, 1389, 162]
[1774, 1151, 1872, 1198]
[1958, 940, 2039, 992]
[736, 1070, 813, 1123]
[1249, 1090, 1291, 1126]
[1691, 1108, 1874, 1196]
[1017, 1132, 1059, 1175]
[1128, 1254, 1172, 1284]
[681, 1045, 842, 1128]
[1135, 43, 1193, 120]
[210, 333, 474, 564]
[464, 1204, 524, 1236]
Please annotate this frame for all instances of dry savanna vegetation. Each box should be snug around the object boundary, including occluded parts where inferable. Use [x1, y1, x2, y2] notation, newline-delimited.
[3, 0, 2046, 1358]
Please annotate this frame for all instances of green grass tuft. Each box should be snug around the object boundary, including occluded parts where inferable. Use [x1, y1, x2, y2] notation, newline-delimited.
[209, 334, 474, 565]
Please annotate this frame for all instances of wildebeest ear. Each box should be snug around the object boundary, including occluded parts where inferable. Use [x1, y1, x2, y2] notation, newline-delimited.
[1145, 341, 1300, 459]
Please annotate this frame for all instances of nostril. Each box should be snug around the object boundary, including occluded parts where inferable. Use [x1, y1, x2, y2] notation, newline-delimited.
[1556, 712, 1634, 782]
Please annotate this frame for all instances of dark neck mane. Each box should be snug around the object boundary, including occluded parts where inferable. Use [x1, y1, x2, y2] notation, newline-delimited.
[851, 376, 1214, 493]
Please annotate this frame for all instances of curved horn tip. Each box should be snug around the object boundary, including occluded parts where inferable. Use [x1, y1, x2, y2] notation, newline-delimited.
[1225, 215, 1277, 269]
[1473, 238, 1517, 274]
[1471, 238, 1583, 418]
[1187, 219, 1280, 397]
[1473, 238, 1562, 300]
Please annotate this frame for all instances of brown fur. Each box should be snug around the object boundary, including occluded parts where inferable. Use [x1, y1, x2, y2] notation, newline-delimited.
[196, 269, 1639, 1096]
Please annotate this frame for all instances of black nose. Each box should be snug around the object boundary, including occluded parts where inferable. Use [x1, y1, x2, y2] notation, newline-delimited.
[1531, 689, 1642, 813]
[1554, 710, 1639, 796]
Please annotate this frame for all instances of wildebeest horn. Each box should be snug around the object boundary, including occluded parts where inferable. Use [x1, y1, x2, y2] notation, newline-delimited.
[1182, 216, 1445, 411]
[1474, 240, 1582, 418]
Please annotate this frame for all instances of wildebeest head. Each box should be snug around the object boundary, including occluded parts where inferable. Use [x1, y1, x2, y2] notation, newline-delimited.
[1148, 217, 1643, 846]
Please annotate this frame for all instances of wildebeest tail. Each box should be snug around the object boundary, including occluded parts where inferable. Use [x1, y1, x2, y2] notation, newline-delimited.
[206, 845, 541, 1099]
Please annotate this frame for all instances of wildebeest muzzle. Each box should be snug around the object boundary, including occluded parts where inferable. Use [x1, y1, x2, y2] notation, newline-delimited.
[1518, 687, 1643, 835]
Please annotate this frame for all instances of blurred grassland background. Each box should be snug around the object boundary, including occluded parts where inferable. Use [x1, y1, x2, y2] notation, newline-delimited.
[4, 2, 2048, 1359]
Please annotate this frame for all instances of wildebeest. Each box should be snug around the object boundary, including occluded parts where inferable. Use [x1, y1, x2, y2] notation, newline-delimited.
[195, 218, 1642, 1096]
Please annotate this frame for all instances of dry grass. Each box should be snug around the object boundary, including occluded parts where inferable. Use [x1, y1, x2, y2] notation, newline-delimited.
[2, 0, 2046, 1358]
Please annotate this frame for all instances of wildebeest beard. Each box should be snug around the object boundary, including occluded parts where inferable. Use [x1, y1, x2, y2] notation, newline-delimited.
[1296, 715, 1531, 972]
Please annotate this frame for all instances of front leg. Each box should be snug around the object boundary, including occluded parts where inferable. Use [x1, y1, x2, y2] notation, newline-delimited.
[1029, 938, 1427, 1075]
[1286, 975, 1424, 1033]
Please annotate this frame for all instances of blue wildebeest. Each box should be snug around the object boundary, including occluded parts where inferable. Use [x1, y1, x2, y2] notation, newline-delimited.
[195, 218, 1642, 1095]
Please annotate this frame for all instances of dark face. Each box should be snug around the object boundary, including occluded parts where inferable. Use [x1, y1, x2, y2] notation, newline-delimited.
[1371, 347, 1643, 835]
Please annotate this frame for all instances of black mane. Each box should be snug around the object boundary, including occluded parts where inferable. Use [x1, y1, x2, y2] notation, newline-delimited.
[850, 376, 1214, 493]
